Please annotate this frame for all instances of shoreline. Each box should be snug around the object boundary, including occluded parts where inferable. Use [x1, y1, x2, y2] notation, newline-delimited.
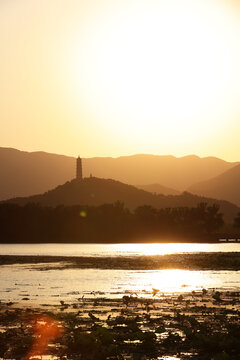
[1, 252, 240, 270]
[1, 237, 240, 244]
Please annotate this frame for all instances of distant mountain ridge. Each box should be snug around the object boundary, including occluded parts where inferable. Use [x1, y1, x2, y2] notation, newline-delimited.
[3, 177, 239, 223]
[84, 154, 237, 190]
[188, 164, 240, 206]
[0, 147, 75, 200]
[0, 147, 238, 201]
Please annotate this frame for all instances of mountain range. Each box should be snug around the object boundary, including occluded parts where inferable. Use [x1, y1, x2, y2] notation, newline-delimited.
[0, 147, 238, 202]
[188, 164, 240, 206]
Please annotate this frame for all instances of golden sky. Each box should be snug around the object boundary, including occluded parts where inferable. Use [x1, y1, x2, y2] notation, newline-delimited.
[0, 0, 240, 161]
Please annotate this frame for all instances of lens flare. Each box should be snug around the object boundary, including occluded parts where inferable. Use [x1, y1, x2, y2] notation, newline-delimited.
[23, 315, 64, 360]
[80, 210, 87, 217]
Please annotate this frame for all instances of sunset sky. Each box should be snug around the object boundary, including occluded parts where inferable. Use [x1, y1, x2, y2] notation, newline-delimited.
[1, 0, 240, 161]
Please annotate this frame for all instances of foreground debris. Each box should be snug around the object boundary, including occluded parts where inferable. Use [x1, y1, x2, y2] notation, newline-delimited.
[1, 290, 240, 359]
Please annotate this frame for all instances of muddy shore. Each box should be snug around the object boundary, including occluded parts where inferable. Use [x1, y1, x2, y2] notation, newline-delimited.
[1, 252, 240, 270]
[1, 253, 240, 359]
[1, 290, 240, 360]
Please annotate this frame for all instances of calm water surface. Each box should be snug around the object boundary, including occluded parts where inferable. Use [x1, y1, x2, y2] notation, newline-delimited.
[1, 243, 240, 305]
[1, 242, 240, 256]
[1, 264, 240, 305]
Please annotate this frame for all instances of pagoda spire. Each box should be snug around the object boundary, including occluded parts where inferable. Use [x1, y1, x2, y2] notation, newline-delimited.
[76, 156, 82, 180]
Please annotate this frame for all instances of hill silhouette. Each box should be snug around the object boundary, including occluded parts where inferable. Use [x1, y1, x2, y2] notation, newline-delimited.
[0, 147, 74, 200]
[136, 183, 180, 195]
[0, 147, 238, 201]
[4, 177, 239, 223]
[188, 164, 240, 206]
[84, 154, 238, 191]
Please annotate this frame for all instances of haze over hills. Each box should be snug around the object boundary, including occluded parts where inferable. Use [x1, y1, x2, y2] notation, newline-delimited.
[136, 184, 180, 195]
[3, 177, 239, 223]
[84, 154, 237, 190]
[0, 147, 75, 200]
[188, 164, 240, 207]
[0, 147, 238, 201]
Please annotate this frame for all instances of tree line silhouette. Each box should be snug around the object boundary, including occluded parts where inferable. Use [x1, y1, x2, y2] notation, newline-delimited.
[0, 201, 226, 243]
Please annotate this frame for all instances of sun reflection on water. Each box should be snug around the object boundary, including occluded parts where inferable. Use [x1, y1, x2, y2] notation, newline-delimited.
[114, 242, 212, 256]
[1, 264, 234, 305]
[128, 269, 207, 294]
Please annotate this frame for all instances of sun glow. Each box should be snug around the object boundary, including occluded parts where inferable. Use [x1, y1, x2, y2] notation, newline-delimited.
[69, 0, 240, 152]
[114, 243, 216, 256]
[146, 269, 205, 293]
[1, 0, 240, 158]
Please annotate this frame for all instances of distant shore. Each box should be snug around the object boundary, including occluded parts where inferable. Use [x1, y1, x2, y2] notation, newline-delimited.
[1, 252, 240, 270]
[1, 234, 240, 245]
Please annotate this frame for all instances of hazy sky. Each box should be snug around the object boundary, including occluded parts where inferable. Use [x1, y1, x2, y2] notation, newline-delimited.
[1, 0, 240, 160]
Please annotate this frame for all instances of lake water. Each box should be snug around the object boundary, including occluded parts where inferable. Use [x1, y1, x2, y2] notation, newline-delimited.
[1, 242, 240, 257]
[1, 263, 240, 305]
[1, 243, 240, 305]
